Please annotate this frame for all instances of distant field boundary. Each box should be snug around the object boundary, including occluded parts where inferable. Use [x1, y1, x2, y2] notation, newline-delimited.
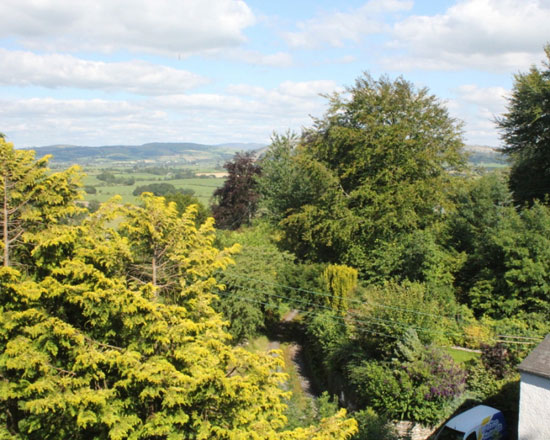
[196, 172, 228, 178]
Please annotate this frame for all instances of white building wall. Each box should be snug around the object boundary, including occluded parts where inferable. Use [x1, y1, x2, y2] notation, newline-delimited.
[518, 372, 550, 440]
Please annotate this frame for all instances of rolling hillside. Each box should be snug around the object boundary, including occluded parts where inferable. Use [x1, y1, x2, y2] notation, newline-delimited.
[27, 142, 265, 165]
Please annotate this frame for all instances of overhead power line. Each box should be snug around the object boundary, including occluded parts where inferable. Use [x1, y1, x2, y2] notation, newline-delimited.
[215, 290, 399, 341]
[222, 271, 458, 320]
[218, 282, 465, 341]
[218, 273, 544, 344]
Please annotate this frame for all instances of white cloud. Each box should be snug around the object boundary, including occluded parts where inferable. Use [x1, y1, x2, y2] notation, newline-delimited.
[277, 80, 340, 98]
[387, 0, 550, 71]
[0, 0, 255, 55]
[225, 80, 340, 113]
[222, 49, 293, 67]
[284, 0, 412, 48]
[447, 84, 511, 145]
[0, 49, 208, 94]
[454, 84, 509, 114]
[1, 80, 339, 147]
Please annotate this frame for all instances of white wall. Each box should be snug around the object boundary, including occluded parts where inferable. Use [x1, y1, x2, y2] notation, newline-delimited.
[518, 372, 550, 440]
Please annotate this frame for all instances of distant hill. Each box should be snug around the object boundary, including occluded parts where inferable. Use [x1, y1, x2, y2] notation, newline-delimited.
[214, 142, 266, 151]
[464, 145, 508, 168]
[26, 142, 267, 166]
[25, 142, 507, 169]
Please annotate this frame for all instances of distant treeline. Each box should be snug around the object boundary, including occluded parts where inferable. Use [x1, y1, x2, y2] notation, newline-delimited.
[133, 166, 197, 178]
[96, 171, 135, 185]
[132, 183, 195, 197]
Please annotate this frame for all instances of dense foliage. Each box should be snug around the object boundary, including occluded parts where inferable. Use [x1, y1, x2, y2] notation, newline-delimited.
[214, 226, 295, 343]
[0, 141, 358, 439]
[447, 173, 550, 317]
[0, 139, 82, 268]
[497, 45, 550, 205]
[212, 151, 261, 230]
[214, 70, 550, 435]
[132, 182, 177, 196]
[258, 74, 466, 269]
[5, 56, 550, 437]
[348, 331, 466, 424]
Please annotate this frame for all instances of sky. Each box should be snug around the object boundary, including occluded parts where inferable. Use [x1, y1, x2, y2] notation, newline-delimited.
[0, 0, 549, 148]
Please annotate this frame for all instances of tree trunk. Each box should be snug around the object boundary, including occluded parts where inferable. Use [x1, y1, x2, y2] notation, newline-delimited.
[2, 177, 8, 267]
[152, 255, 157, 287]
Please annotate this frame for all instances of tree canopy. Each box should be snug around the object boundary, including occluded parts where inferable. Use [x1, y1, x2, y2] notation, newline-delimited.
[0, 137, 82, 268]
[259, 74, 467, 269]
[497, 45, 550, 205]
[212, 151, 261, 230]
[0, 143, 357, 439]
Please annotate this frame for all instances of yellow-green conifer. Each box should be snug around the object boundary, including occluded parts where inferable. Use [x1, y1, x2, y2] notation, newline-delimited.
[1, 158, 357, 439]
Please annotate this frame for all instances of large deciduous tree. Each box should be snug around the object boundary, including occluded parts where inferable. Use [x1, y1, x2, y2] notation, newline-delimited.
[259, 74, 467, 268]
[212, 151, 261, 230]
[496, 45, 550, 205]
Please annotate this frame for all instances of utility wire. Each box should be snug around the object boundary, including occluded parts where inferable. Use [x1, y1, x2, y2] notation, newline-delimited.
[218, 282, 466, 341]
[215, 290, 398, 340]
[222, 271, 458, 320]
[218, 276, 543, 344]
[220, 271, 543, 343]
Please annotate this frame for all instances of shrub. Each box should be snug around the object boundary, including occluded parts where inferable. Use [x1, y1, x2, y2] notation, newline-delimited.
[352, 408, 397, 440]
[349, 340, 466, 425]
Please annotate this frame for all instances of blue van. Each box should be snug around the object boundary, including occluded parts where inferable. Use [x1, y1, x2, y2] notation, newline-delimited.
[435, 405, 506, 440]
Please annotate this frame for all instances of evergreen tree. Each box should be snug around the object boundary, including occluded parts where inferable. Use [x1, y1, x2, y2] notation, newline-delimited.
[0, 152, 357, 438]
[321, 265, 357, 314]
[0, 138, 82, 267]
[497, 45, 550, 205]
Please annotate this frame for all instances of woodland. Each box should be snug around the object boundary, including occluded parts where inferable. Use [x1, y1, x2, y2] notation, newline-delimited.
[1, 48, 550, 439]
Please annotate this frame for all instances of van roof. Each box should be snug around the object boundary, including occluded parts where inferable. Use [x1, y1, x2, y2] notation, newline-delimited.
[445, 405, 501, 433]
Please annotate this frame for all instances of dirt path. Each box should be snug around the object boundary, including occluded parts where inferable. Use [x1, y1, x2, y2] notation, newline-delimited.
[287, 342, 315, 398]
[267, 310, 314, 398]
[267, 309, 299, 350]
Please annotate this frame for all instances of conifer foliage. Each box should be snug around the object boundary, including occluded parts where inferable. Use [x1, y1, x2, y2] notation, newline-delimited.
[0, 137, 82, 267]
[497, 45, 550, 205]
[0, 142, 356, 439]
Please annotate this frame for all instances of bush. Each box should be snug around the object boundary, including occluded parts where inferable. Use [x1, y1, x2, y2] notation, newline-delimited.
[87, 200, 101, 213]
[96, 171, 115, 182]
[349, 338, 466, 425]
[353, 282, 461, 355]
[352, 408, 397, 440]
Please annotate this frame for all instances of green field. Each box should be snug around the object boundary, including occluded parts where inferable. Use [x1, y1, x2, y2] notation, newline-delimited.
[444, 347, 481, 364]
[82, 169, 224, 204]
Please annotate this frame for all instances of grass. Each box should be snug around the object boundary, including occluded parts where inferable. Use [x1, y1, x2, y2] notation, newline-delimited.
[246, 334, 316, 427]
[245, 335, 271, 353]
[82, 168, 224, 204]
[445, 347, 481, 364]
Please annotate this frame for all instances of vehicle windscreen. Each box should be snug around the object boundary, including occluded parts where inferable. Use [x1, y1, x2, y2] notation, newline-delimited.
[437, 426, 466, 440]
